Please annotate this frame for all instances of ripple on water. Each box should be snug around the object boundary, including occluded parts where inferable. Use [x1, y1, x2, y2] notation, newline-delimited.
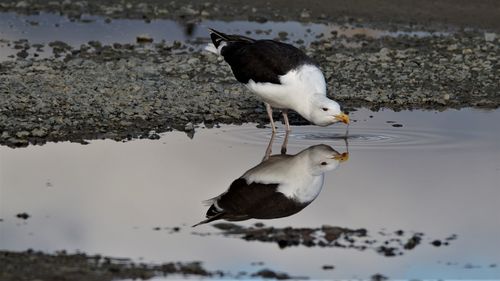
[221, 124, 472, 150]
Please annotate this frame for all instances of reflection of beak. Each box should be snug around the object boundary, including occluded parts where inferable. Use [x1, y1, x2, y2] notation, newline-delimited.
[332, 152, 349, 163]
[334, 112, 350, 124]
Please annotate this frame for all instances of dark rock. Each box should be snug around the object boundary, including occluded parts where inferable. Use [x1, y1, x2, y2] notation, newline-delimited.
[322, 265, 335, 270]
[404, 234, 421, 250]
[16, 213, 30, 220]
[16, 50, 29, 58]
[431, 240, 442, 247]
[371, 273, 389, 281]
[252, 269, 290, 280]
[137, 35, 154, 43]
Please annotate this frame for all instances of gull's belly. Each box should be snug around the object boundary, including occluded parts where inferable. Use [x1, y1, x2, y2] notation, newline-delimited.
[246, 80, 299, 109]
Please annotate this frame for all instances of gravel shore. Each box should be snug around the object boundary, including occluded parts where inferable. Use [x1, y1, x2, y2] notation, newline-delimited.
[0, 0, 499, 147]
[1, 29, 498, 147]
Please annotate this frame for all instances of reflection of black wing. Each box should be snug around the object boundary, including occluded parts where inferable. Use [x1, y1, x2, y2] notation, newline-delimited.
[205, 178, 307, 223]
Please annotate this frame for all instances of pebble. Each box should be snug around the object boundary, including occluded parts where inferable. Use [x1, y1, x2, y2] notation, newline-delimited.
[31, 128, 48, 137]
[136, 34, 153, 43]
[16, 213, 30, 220]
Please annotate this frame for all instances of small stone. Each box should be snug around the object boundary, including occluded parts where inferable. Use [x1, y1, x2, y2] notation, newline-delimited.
[322, 265, 335, 270]
[254, 222, 265, 228]
[31, 128, 48, 137]
[447, 44, 458, 51]
[431, 240, 442, 247]
[16, 131, 30, 138]
[300, 10, 310, 18]
[371, 273, 388, 281]
[404, 235, 421, 250]
[278, 31, 288, 39]
[184, 122, 194, 131]
[16, 50, 29, 58]
[136, 34, 153, 43]
[17, 60, 33, 68]
[484, 33, 496, 42]
[187, 58, 199, 64]
[16, 213, 30, 220]
[252, 269, 290, 280]
[16, 1, 28, 8]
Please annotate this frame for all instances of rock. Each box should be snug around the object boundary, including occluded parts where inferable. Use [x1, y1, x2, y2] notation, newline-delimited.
[252, 269, 290, 280]
[16, 213, 30, 220]
[31, 128, 48, 137]
[278, 31, 288, 40]
[300, 10, 310, 18]
[16, 59, 33, 68]
[137, 34, 154, 43]
[16, 50, 29, 58]
[184, 122, 194, 131]
[371, 273, 388, 281]
[431, 240, 442, 247]
[16, 131, 30, 138]
[403, 235, 421, 250]
[187, 58, 199, 64]
[15, 1, 28, 8]
[484, 33, 496, 42]
[322, 265, 335, 270]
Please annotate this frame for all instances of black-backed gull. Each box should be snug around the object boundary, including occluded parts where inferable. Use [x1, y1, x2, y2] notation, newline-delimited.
[206, 28, 350, 131]
[193, 144, 348, 226]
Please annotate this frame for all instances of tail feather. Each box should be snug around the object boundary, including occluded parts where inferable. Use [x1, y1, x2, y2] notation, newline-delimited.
[208, 28, 231, 48]
[206, 28, 256, 55]
[192, 212, 225, 227]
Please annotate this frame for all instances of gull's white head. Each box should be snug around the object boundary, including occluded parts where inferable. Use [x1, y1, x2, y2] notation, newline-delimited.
[304, 144, 349, 175]
[307, 96, 349, 126]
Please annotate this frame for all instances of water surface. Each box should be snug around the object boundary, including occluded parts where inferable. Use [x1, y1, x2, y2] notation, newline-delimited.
[1, 108, 499, 279]
[0, 12, 453, 60]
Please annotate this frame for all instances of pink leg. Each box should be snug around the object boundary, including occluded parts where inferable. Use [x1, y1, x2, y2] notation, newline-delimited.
[282, 109, 291, 132]
[265, 103, 276, 132]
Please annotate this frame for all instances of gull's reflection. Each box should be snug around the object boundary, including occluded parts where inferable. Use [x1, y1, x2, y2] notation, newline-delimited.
[194, 133, 348, 226]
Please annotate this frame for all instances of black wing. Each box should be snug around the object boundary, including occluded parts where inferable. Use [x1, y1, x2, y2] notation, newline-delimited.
[209, 29, 316, 84]
[205, 178, 307, 222]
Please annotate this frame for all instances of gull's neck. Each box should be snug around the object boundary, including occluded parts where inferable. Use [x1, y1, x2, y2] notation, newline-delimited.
[294, 93, 327, 123]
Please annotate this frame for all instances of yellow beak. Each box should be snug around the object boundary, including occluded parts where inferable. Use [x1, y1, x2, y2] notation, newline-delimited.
[332, 152, 349, 162]
[334, 112, 350, 124]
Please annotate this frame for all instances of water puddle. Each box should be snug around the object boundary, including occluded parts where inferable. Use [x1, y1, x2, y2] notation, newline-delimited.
[0, 12, 454, 60]
[1, 108, 499, 279]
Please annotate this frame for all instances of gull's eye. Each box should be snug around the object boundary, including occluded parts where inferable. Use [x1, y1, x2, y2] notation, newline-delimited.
[321, 162, 327, 165]
[322, 107, 328, 111]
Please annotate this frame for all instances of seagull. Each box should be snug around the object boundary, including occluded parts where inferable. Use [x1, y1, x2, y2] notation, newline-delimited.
[193, 140, 348, 226]
[205, 28, 350, 132]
